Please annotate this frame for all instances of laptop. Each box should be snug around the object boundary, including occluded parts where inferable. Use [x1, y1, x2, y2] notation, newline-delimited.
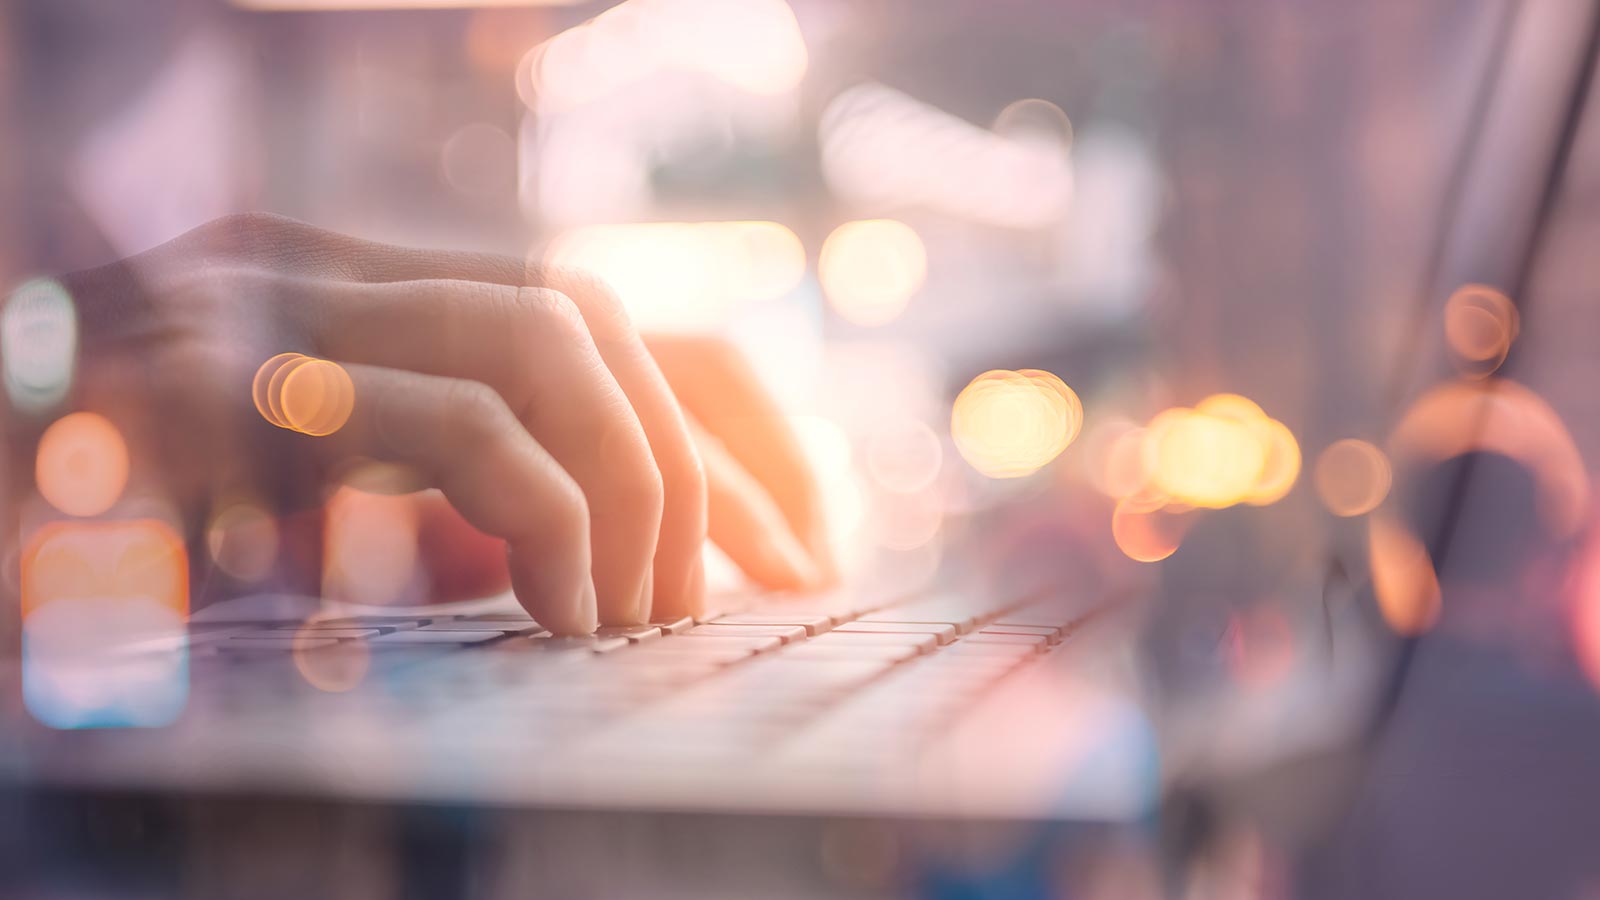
[3, 1, 1597, 896]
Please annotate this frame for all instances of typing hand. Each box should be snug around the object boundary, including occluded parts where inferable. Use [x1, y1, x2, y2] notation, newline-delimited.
[15, 214, 830, 635]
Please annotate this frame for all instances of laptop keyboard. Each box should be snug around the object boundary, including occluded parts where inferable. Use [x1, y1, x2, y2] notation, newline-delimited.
[167, 591, 1087, 766]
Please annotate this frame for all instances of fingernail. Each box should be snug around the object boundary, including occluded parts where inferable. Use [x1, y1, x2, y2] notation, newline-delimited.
[572, 577, 599, 635]
[634, 569, 654, 624]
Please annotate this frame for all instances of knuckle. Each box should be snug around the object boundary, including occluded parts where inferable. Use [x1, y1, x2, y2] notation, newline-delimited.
[547, 474, 592, 545]
[442, 379, 516, 443]
[192, 212, 298, 248]
[536, 266, 638, 344]
[513, 284, 589, 339]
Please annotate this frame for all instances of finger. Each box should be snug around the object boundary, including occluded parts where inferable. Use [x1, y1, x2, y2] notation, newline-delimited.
[311, 362, 597, 635]
[130, 217, 705, 619]
[188, 220, 707, 622]
[647, 336, 835, 581]
[691, 418, 820, 590]
[282, 277, 661, 627]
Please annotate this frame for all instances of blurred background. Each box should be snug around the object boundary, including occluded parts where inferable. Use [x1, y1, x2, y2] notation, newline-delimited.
[10, 0, 1600, 895]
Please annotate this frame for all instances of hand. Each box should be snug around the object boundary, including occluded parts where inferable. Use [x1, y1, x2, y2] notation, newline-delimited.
[7, 214, 830, 634]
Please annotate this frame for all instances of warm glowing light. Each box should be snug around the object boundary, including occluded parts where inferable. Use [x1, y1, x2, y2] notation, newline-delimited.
[1570, 526, 1600, 692]
[1391, 380, 1588, 536]
[951, 369, 1083, 479]
[1368, 513, 1441, 635]
[21, 519, 189, 728]
[865, 419, 943, 494]
[2, 278, 77, 413]
[1136, 395, 1298, 509]
[1314, 439, 1391, 517]
[791, 416, 867, 558]
[36, 412, 129, 518]
[440, 122, 516, 196]
[254, 353, 354, 436]
[1443, 283, 1518, 377]
[1088, 422, 1151, 499]
[206, 501, 279, 582]
[323, 485, 423, 606]
[1112, 497, 1186, 563]
[992, 98, 1074, 148]
[546, 221, 806, 332]
[282, 359, 355, 436]
[1246, 418, 1302, 506]
[526, 0, 807, 113]
[820, 83, 1073, 229]
[819, 219, 928, 327]
[1145, 408, 1264, 509]
[293, 617, 371, 693]
[235, 0, 583, 8]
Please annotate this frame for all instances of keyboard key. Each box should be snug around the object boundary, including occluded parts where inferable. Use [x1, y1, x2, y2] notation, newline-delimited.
[943, 641, 1040, 660]
[613, 648, 754, 668]
[289, 628, 381, 640]
[834, 621, 957, 644]
[711, 613, 834, 635]
[687, 623, 807, 643]
[525, 635, 630, 654]
[965, 632, 1049, 649]
[807, 631, 937, 654]
[305, 617, 429, 631]
[418, 621, 544, 634]
[779, 643, 922, 663]
[221, 637, 337, 651]
[992, 605, 1083, 629]
[978, 624, 1064, 643]
[652, 616, 696, 635]
[464, 612, 537, 622]
[668, 634, 784, 654]
[858, 605, 979, 634]
[595, 625, 664, 644]
[368, 631, 505, 647]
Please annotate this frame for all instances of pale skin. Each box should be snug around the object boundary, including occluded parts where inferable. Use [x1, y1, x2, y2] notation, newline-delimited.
[10, 213, 834, 635]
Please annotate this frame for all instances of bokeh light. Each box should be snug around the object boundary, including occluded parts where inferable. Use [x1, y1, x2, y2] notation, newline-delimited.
[951, 369, 1083, 479]
[1145, 407, 1265, 509]
[2, 278, 77, 414]
[21, 519, 189, 729]
[818, 219, 928, 327]
[1442, 283, 1518, 377]
[1112, 496, 1187, 563]
[526, 0, 806, 113]
[546, 221, 806, 332]
[293, 616, 371, 693]
[254, 353, 355, 436]
[820, 83, 1073, 228]
[36, 412, 129, 518]
[1138, 394, 1298, 509]
[1314, 439, 1391, 517]
[206, 500, 280, 582]
[1368, 513, 1442, 636]
[323, 485, 423, 606]
[865, 418, 943, 494]
[1391, 380, 1588, 537]
[440, 122, 516, 196]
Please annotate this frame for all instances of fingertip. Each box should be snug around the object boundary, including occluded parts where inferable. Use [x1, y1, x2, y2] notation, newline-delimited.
[636, 568, 654, 624]
[554, 578, 599, 636]
[511, 551, 597, 636]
